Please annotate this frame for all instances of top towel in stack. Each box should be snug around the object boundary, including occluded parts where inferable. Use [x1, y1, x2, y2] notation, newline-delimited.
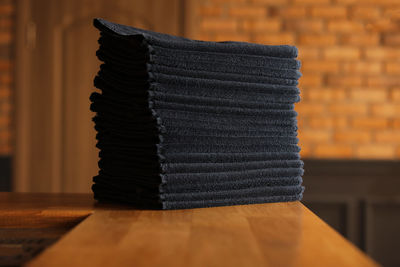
[90, 18, 304, 210]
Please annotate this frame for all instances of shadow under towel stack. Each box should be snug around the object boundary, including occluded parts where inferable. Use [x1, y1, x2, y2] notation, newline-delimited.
[90, 18, 304, 210]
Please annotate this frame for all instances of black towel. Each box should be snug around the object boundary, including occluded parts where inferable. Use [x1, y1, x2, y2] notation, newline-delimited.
[94, 18, 299, 57]
[90, 18, 304, 209]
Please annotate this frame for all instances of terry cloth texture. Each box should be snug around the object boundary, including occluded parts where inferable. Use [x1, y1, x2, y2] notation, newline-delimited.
[91, 18, 304, 210]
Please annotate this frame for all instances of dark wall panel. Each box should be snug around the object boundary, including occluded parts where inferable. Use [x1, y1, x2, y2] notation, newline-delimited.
[0, 156, 11, 191]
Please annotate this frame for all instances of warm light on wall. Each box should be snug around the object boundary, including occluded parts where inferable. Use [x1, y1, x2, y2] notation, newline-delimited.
[193, 0, 400, 159]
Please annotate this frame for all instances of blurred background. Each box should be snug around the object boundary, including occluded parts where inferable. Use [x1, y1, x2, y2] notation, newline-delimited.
[0, 0, 399, 265]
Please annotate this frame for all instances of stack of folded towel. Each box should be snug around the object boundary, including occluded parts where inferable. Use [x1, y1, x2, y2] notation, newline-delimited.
[90, 18, 304, 209]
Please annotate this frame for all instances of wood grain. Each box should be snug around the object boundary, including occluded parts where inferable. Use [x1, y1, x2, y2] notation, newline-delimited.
[0, 193, 379, 267]
[0, 193, 93, 229]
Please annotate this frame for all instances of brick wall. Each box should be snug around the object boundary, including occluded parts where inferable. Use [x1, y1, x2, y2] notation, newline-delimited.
[1, 0, 399, 159]
[0, 0, 14, 156]
[192, 0, 400, 159]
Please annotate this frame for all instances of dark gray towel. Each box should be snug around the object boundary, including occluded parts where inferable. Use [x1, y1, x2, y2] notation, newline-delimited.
[90, 18, 304, 209]
[94, 18, 298, 58]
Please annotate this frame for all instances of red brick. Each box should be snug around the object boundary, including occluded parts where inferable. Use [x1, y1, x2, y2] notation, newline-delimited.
[311, 7, 347, 18]
[371, 104, 400, 117]
[210, 0, 247, 3]
[328, 103, 368, 115]
[385, 62, 400, 74]
[298, 75, 322, 87]
[250, 0, 288, 4]
[326, 75, 362, 87]
[298, 34, 337, 46]
[335, 0, 359, 3]
[0, 113, 10, 125]
[297, 115, 307, 129]
[383, 7, 400, 18]
[0, 60, 11, 71]
[393, 119, 400, 129]
[0, 4, 13, 15]
[308, 117, 347, 129]
[198, 6, 224, 16]
[0, 73, 12, 85]
[295, 103, 325, 115]
[301, 60, 340, 73]
[0, 115, 10, 126]
[0, 18, 12, 29]
[365, 20, 399, 33]
[351, 6, 381, 19]
[355, 145, 395, 159]
[285, 20, 324, 32]
[314, 144, 353, 158]
[242, 20, 281, 32]
[200, 19, 238, 32]
[213, 34, 251, 42]
[341, 62, 382, 74]
[254, 33, 295, 45]
[391, 88, 400, 101]
[304, 88, 346, 101]
[366, 76, 400, 87]
[0, 145, 11, 155]
[365, 48, 400, 60]
[335, 131, 371, 143]
[339, 0, 399, 3]
[375, 131, 400, 143]
[297, 47, 321, 59]
[0, 88, 11, 98]
[294, 0, 330, 3]
[276, 7, 307, 18]
[379, 0, 400, 5]
[229, 6, 267, 17]
[352, 117, 389, 129]
[298, 130, 331, 143]
[324, 47, 360, 60]
[341, 34, 380, 46]
[350, 88, 387, 102]
[383, 34, 400, 46]
[0, 101, 11, 113]
[327, 20, 364, 32]
[0, 32, 11, 44]
[196, 33, 214, 41]
[299, 145, 312, 158]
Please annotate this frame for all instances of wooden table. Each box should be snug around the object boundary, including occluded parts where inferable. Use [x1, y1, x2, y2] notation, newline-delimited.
[0, 193, 380, 267]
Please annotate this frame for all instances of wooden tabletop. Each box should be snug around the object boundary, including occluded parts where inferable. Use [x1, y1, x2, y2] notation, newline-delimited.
[0, 193, 379, 267]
